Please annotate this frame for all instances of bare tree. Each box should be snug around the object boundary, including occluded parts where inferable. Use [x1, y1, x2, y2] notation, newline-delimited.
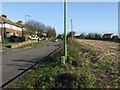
[25, 20, 56, 39]
[46, 26, 56, 38]
[25, 20, 45, 37]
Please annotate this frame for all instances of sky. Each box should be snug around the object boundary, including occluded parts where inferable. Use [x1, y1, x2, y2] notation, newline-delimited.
[2, 2, 64, 35]
[1, 2, 118, 35]
[67, 2, 118, 35]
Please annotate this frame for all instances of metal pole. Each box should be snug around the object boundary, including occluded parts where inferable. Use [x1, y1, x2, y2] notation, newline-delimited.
[64, 0, 67, 61]
[71, 19, 73, 40]
[24, 15, 26, 41]
[24, 15, 31, 41]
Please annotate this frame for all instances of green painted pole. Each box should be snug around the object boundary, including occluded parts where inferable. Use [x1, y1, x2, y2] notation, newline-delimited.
[64, 0, 67, 61]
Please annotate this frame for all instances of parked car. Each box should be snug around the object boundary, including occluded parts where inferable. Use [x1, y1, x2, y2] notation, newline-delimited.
[53, 39, 58, 42]
[30, 35, 40, 40]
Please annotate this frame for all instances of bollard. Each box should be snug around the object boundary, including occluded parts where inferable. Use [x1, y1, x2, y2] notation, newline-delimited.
[61, 56, 65, 65]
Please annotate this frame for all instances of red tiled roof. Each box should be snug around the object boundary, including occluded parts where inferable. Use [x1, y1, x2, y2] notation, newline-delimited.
[0, 16, 23, 28]
[15, 22, 23, 28]
[0, 16, 15, 25]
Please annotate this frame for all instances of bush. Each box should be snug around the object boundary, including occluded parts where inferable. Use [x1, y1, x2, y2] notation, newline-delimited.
[55, 73, 78, 88]
[85, 33, 102, 40]
[94, 33, 102, 40]
[111, 35, 118, 40]
[79, 33, 86, 39]
[19, 36, 26, 42]
[9, 36, 19, 42]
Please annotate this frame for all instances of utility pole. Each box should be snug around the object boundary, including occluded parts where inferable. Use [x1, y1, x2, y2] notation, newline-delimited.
[71, 19, 74, 40]
[64, 0, 67, 61]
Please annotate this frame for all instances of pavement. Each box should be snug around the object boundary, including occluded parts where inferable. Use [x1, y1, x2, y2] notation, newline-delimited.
[0, 40, 63, 88]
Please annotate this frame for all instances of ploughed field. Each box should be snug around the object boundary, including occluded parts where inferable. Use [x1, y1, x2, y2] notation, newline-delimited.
[76, 39, 119, 64]
[73, 39, 119, 88]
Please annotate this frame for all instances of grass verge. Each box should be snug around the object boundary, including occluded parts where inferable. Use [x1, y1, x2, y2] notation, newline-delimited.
[2, 42, 13, 50]
[11, 40, 119, 88]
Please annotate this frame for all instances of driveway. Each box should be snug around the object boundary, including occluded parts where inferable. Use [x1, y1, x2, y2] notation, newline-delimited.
[1, 40, 63, 88]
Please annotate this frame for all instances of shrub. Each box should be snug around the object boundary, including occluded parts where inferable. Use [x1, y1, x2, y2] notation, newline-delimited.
[19, 36, 26, 42]
[94, 33, 102, 40]
[111, 35, 118, 40]
[9, 35, 19, 42]
[85, 33, 101, 40]
[79, 33, 86, 39]
[55, 73, 78, 88]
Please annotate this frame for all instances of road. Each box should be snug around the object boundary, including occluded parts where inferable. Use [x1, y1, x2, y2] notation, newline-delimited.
[1, 40, 63, 88]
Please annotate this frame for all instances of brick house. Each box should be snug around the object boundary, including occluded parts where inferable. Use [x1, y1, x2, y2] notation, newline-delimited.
[0, 15, 23, 41]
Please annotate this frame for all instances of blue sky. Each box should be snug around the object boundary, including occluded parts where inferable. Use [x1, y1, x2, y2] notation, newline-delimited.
[2, 2, 64, 35]
[67, 2, 118, 35]
[1, 2, 118, 35]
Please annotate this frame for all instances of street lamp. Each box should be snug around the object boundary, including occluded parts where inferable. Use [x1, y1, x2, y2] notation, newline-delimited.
[25, 15, 31, 23]
[24, 15, 31, 41]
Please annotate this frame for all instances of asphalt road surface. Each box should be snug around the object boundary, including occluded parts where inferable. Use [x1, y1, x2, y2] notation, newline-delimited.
[1, 40, 63, 88]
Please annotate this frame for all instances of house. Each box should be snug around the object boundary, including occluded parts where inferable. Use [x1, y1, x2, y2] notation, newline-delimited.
[102, 33, 113, 39]
[0, 15, 23, 41]
[0, 18, 2, 42]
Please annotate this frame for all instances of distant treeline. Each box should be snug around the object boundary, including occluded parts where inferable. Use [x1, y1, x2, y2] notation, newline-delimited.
[75, 33, 120, 43]
[57, 31, 120, 43]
